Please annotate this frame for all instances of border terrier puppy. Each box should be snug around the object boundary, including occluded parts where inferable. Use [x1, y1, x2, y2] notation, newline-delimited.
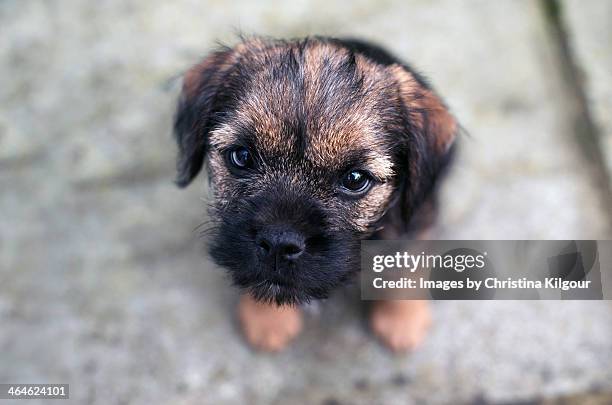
[174, 37, 457, 352]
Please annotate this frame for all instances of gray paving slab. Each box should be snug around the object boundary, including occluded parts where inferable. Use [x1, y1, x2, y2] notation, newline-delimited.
[561, 0, 612, 194]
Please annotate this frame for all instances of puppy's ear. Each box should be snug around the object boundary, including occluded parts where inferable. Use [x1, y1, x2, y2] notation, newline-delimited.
[173, 48, 235, 187]
[390, 65, 458, 225]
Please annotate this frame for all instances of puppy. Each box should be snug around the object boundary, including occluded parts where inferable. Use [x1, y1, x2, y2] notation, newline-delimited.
[174, 37, 457, 352]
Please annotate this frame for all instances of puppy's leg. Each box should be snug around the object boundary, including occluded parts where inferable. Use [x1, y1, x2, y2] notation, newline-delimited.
[238, 293, 303, 352]
[370, 300, 431, 352]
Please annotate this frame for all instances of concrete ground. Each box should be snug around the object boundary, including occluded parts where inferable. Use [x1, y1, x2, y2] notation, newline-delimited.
[1, 1, 611, 404]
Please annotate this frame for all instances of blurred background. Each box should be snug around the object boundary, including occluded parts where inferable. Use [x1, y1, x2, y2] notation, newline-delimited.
[1, 1, 611, 404]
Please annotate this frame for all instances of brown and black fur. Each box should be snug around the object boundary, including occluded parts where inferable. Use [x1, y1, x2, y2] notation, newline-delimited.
[174, 36, 458, 305]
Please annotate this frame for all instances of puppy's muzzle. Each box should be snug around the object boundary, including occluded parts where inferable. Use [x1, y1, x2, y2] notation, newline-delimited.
[256, 225, 305, 262]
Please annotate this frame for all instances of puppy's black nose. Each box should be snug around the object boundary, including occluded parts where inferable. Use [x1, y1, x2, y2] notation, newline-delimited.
[256, 225, 305, 261]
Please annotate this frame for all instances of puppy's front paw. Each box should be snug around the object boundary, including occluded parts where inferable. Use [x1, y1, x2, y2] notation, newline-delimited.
[238, 293, 303, 352]
[370, 300, 431, 353]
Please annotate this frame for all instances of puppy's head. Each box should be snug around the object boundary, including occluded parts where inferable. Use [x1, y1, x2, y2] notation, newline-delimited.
[174, 37, 457, 304]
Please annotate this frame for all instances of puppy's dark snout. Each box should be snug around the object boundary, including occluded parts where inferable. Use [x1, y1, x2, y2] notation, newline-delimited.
[256, 225, 305, 261]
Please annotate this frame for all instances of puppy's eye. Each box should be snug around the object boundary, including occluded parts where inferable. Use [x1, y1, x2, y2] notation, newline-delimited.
[340, 170, 372, 195]
[228, 147, 252, 169]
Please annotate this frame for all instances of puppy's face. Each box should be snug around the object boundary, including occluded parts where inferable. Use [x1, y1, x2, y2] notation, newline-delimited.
[174, 38, 457, 304]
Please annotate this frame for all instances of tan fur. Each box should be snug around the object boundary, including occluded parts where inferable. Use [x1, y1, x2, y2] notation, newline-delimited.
[302, 48, 394, 172]
[389, 64, 457, 154]
[370, 299, 431, 352]
[238, 293, 303, 352]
